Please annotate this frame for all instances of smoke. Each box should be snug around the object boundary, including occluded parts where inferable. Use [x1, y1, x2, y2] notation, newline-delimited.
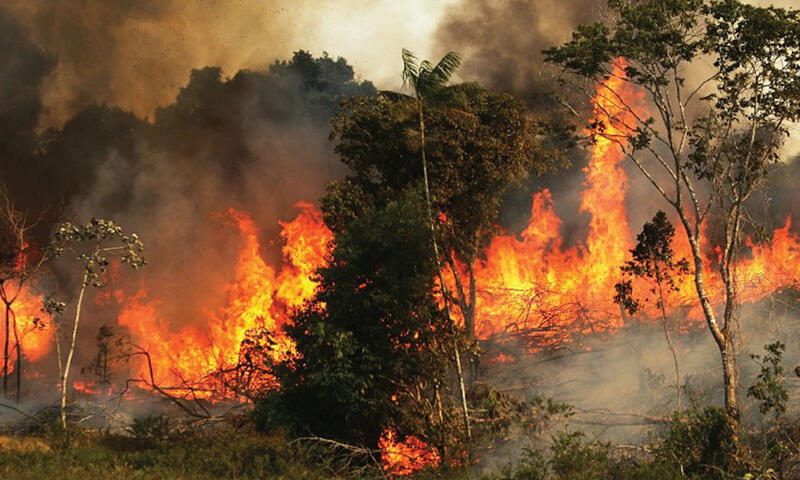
[481, 295, 800, 457]
[435, 0, 601, 99]
[0, 0, 457, 128]
[0, 6, 53, 169]
[0, 52, 374, 391]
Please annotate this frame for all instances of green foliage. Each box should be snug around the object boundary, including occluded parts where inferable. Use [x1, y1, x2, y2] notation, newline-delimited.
[127, 414, 172, 441]
[259, 190, 454, 447]
[549, 432, 615, 479]
[398, 49, 463, 103]
[331, 86, 553, 266]
[654, 406, 738, 478]
[489, 431, 685, 480]
[490, 447, 548, 480]
[748, 341, 789, 417]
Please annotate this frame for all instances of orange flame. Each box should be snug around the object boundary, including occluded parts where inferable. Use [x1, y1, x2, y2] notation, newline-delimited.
[0, 258, 52, 376]
[117, 203, 331, 396]
[467, 60, 639, 343]
[467, 60, 800, 344]
[379, 429, 441, 476]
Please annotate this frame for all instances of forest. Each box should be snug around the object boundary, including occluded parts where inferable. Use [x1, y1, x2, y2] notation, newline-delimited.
[3, 0, 800, 478]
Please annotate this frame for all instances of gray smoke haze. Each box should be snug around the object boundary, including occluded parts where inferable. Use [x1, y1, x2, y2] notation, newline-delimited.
[0, 0, 458, 128]
[476, 296, 800, 469]
[436, 0, 602, 99]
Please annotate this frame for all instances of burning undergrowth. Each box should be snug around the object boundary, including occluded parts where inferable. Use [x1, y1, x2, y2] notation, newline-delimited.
[3, 54, 800, 419]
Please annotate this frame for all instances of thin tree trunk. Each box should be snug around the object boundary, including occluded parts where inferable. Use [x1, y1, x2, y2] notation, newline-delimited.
[3, 301, 8, 398]
[466, 262, 476, 341]
[12, 309, 20, 403]
[454, 345, 471, 441]
[417, 102, 471, 442]
[60, 271, 88, 429]
[678, 213, 738, 432]
[655, 266, 681, 417]
[721, 338, 737, 416]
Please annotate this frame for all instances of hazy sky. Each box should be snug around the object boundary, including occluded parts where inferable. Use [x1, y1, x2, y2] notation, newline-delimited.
[1, 0, 461, 127]
[3, 0, 798, 139]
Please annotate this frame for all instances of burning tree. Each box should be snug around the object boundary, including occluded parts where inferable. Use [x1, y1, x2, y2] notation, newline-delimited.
[46, 217, 145, 428]
[260, 191, 456, 457]
[0, 185, 46, 402]
[545, 0, 800, 434]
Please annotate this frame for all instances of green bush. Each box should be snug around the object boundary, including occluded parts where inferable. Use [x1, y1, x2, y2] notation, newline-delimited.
[654, 406, 738, 478]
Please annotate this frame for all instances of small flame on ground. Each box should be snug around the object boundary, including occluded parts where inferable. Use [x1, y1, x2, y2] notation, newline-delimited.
[379, 429, 441, 476]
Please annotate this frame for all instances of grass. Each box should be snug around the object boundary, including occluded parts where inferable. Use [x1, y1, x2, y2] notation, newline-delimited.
[0, 427, 343, 480]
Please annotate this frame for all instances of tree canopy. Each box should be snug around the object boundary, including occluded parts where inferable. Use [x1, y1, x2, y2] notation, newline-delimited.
[259, 191, 454, 447]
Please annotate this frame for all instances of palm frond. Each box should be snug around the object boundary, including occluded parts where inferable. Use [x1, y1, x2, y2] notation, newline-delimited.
[419, 60, 435, 74]
[401, 49, 419, 90]
[430, 52, 462, 85]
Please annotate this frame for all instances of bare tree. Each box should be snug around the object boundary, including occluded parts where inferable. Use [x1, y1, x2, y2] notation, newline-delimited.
[0, 186, 46, 402]
[46, 217, 145, 428]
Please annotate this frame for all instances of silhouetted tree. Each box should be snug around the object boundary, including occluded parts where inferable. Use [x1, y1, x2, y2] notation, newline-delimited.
[615, 211, 689, 415]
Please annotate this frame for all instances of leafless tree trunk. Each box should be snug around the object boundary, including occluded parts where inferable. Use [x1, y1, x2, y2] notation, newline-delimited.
[60, 270, 88, 429]
[418, 102, 471, 442]
[0, 186, 45, 402]
[654, 265, 681, 417]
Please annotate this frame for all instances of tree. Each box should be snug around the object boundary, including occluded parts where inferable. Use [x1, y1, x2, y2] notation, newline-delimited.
[0, 185, 45, 402]
[381, 49, 473, 440]
[333, 66, 557, 338]
[260, 191, 457, 452]
[545, 0, 800, 434]
[46, 218, 145, 428]
[614, 211, 690, 415]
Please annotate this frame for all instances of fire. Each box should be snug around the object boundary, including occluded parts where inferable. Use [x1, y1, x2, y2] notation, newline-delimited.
[4, 56, 800, 478]
[72, 380, 100, 395]
[0, 279, 52, 375]
[468, 60, 640, 344]
[117, 203, 331, 396]
[379, 429, 441, 476]
[467, 60, 800, 345]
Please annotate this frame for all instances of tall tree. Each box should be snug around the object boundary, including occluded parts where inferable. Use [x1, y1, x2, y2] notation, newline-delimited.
[260, 191, 456, 452]
[335, 66, 556, 342]
[381, 49, 471, 439]
[545, 0, 800, 433]
[46, 218, 145, 428]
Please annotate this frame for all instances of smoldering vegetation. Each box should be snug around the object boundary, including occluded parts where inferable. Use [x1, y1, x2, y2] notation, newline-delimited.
[484, 293, 800, 432]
